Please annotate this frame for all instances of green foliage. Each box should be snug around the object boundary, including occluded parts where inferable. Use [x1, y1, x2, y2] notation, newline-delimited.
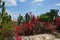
[25, 13, 31, 23]
[0, 0, 2, 2]
[50, 9, 59, 22]
[40, 14, 50, 22]
[0, 0, 14, 40]
[38, 9, 59, 22]
[17, 14, 23, 25]
[0, 0, 2, 8]
[8, 15, 11, 21]
[0, 0, 6, 28]
[0, 29, 14, 40]
[0, 0, 13, 29]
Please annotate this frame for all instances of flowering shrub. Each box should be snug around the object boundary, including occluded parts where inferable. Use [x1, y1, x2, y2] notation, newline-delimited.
[15, 21, 36, 36]
[15, 14, 42, 36]
[54, 17, 60, 32]
[15, 14, 59, 36]
[54, 17, 60, 26]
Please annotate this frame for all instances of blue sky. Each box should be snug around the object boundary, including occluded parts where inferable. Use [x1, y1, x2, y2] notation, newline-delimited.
[2, 0, 60, 20]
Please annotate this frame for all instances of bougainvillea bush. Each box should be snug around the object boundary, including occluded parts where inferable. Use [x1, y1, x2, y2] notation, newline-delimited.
[54, 17, 60, 32]
[15, 15, 40, 36]
[15, 13, 60, 36]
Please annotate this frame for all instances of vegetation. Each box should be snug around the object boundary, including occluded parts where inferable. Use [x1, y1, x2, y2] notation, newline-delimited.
[0, 0, 14, 40]
[17, 14, 23, 25]
[16, 10, 60, 36]
[0, 0, 60, 40]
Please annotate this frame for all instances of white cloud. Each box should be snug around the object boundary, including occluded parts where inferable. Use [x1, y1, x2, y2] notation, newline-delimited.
[19, 0, 26, 2]
[34, 0, 43, 2]
[56, 3, 60, 6]
[3, 0, 17, 6]
[31, 0, 43, 5]
[32, 0, 43, 3]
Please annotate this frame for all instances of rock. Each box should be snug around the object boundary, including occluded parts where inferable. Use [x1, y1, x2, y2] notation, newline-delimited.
[22, 34, 56, 40]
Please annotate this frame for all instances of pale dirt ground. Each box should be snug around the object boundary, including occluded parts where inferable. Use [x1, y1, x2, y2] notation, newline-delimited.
[54, 38, 60, 40]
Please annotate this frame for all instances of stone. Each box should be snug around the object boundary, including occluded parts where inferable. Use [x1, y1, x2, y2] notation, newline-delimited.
[22, 34, 56, 40]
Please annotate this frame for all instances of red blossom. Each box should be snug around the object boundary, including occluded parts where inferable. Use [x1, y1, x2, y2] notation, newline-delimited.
[54, 17, 60, 26]
[15, 14, 60, 36]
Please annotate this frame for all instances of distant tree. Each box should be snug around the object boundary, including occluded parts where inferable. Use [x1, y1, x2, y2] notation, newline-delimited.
[25, 13, 31, 23]
[50, 9, 59, 22]
[39, 9, 59, 22]
[8, 15, 11, 21]
[17, 14, 23, 25]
